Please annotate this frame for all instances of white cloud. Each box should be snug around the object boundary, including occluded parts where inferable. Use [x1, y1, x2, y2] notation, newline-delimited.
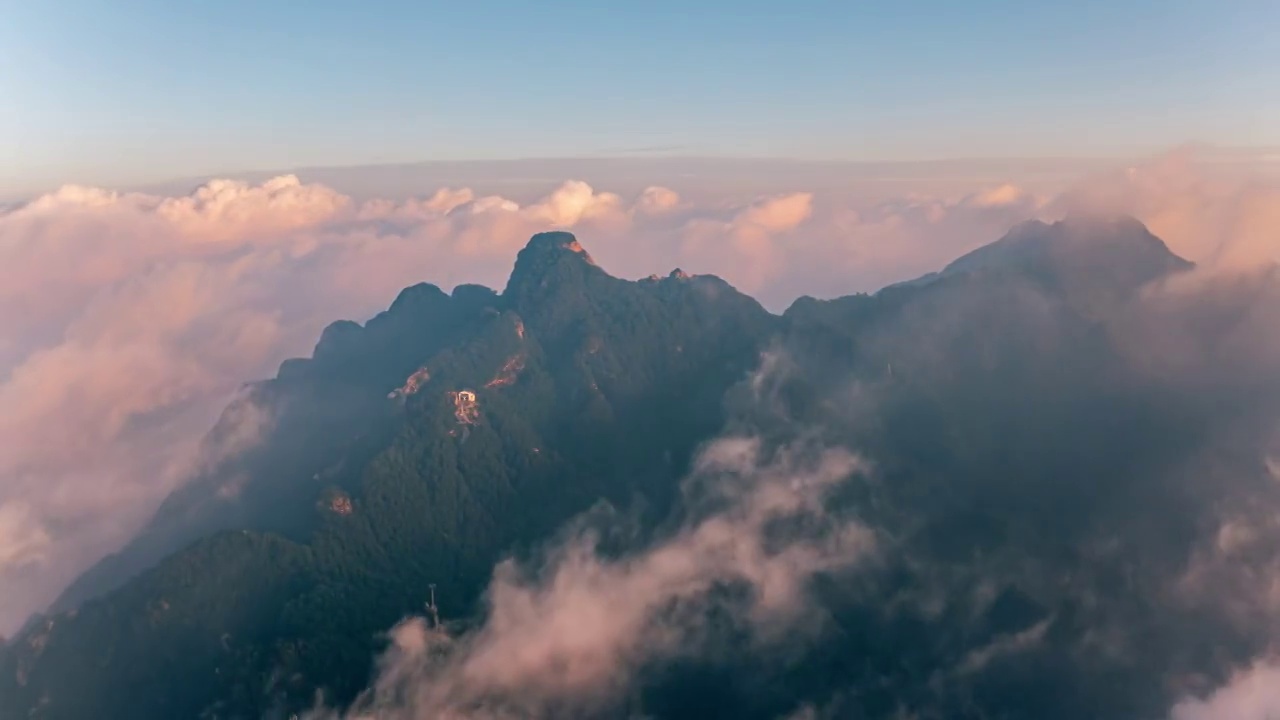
[0, 502, 51, 571]
[1051, 148, 1280, 271]
[956, 618, 1052, 675]
[736, 192, 814, 233]
[524, 180, 623, 227]
[154, 175, 352, 241]
[678, 192, 817, 290]
[966, 183, 1031, 209]
[635, 186, 683, 215]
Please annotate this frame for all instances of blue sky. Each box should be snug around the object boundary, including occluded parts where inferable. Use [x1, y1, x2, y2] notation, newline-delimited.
[2, 0, 1277, 194]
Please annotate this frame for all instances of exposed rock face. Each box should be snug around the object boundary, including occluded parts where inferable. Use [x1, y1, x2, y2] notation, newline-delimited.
[388, 366, 431, 401]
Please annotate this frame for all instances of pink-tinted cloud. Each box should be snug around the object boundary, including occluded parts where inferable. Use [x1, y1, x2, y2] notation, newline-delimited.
[635, 185, 683, 215]
[1051, 148, 1280, 271]
[1170, 661, 1280, 720]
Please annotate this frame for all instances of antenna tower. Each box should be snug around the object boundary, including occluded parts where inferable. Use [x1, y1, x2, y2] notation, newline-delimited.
[426, 583, 440, 629]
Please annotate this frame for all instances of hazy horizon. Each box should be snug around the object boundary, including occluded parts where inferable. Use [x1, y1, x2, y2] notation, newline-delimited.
[7, 144, 1280, 203]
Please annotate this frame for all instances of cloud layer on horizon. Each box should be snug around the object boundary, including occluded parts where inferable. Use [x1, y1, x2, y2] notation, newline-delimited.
[0, 146, 1277, 643]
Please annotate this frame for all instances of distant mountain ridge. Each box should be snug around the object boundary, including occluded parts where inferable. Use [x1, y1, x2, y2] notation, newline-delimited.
[886, 214, 1193, 294]
[6, 216, 1255, 720]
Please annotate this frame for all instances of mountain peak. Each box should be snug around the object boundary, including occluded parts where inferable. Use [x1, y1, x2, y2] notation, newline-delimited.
[942, 213, 1192, 282]
[1050, 212, 1155, 239]
[388, 282, 449, 315]
[523, 231, 597, 264]
[503, 232, 605, 300]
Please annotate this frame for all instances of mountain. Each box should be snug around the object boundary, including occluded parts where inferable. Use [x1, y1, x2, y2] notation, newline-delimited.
[888, 214, 1191, 295]
[1, 231, 779, 720]
[5, 217, 1276, 720]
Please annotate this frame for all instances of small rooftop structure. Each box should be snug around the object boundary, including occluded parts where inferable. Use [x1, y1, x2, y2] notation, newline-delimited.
[451, 390, 480, 425]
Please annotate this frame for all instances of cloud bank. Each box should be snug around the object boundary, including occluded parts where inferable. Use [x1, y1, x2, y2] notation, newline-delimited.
[1, 146, 1277, 644]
